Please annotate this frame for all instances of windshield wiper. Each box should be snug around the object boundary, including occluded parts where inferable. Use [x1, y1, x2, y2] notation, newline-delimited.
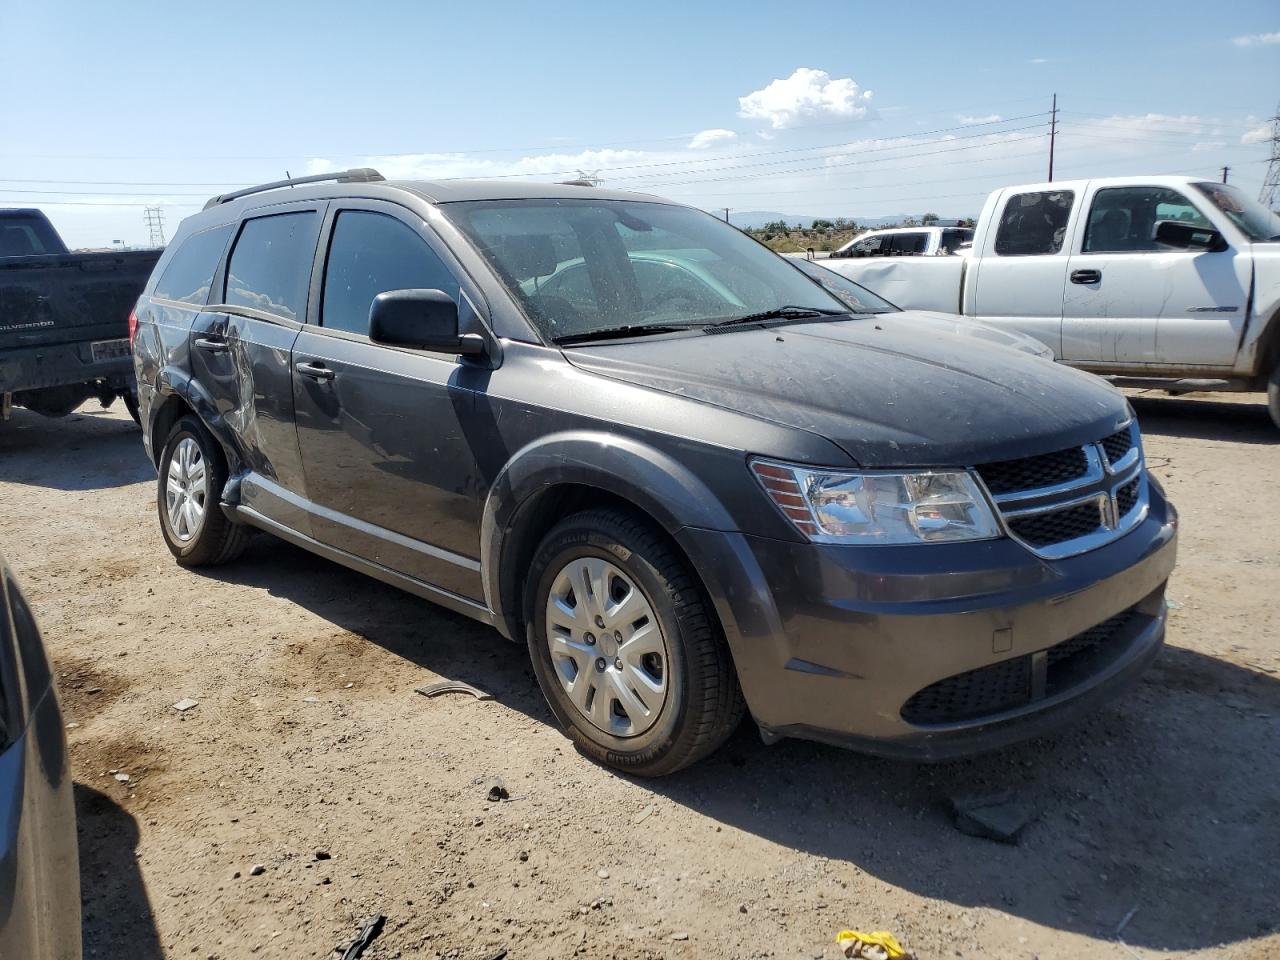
[552, 322, 702, 345]
[705, 305, 846, 330]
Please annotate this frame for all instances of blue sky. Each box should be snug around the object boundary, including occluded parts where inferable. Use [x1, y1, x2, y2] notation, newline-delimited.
[2, 0, 1277, 247]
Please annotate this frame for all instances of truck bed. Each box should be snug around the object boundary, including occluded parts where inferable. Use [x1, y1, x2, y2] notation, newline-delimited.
[0, 249, 161, 399]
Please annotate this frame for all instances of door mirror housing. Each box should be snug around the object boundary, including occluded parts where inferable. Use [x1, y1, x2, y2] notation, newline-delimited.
[1153, 219, 1228, 253]
[368, 289, 486, 356]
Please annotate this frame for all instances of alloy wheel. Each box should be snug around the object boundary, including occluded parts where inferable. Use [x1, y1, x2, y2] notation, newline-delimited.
[165, 437, 208, 542]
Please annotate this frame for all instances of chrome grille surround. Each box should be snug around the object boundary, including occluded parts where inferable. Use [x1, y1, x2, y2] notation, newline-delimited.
[974, 421, 1148, 560]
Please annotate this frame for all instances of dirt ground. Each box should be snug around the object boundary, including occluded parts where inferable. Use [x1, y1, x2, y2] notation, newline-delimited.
[1, 391, 1277, 960]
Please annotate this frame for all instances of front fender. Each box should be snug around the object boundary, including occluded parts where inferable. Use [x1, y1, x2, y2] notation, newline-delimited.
[480, 430, 740, 639]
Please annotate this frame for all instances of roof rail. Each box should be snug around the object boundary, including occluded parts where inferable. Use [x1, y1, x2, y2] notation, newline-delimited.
[203, 168, 385, 210]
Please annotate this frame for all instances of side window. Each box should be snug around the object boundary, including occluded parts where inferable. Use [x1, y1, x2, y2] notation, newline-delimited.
[940, 229, 972, 254]
[890, 233, 929, 256]
[321, 210, 460, 336]
[153, 224, 232, 305]
[852, 236, 883, 257]
[1083, 187, 1214, 254]
[224, 212, 318, 322]
[994, 190, 1074, 256]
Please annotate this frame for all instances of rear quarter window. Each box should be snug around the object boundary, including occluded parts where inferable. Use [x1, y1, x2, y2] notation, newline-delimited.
[994, 191, 1074, 256]
[153, 224, 233, 305]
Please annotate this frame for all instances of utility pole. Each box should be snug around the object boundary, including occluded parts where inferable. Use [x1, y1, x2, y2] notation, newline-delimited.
[143, 207, 166, 247]
[1260, 102, 1280, 211]
[1047, 93, 1058, 182]
[1221, 166, 1230, 183]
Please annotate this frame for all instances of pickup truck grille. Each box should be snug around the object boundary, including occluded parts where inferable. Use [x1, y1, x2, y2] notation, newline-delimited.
[901, 606, 1142, 725]
[974, 421, 1148, 560]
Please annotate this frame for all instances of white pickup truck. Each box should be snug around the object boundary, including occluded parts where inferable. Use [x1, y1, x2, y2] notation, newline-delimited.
[821, 176, 1280, 427]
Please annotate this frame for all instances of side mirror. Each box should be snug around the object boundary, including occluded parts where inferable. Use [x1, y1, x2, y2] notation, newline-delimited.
[1153, 219, 1228, 253]
[369, 289, 485, 356]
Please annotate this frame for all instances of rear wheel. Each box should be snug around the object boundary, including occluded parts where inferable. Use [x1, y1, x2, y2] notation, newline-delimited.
[156, 416, 251, 566]
[525, 508, 744, 776]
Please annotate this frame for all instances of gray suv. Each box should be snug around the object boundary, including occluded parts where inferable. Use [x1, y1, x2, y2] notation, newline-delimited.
[131, 171, 1178, 774]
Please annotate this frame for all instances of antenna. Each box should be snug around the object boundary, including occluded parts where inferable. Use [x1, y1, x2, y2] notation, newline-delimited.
[143, 206, 166, 247]
[1260, 103, 1280, 211]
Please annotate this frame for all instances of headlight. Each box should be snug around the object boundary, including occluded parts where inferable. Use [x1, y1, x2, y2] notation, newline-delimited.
[751, 459, 1001, 545]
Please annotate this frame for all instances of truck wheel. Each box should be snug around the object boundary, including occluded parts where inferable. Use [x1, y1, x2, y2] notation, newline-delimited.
[123, 390, 141, 426]
[156, 416, 251, 566]
[525, 508, 745, 776]
[1269, 362, 1280, 430]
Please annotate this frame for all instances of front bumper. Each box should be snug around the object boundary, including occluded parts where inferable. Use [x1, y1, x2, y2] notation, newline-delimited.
[679, 481, 1177, 760]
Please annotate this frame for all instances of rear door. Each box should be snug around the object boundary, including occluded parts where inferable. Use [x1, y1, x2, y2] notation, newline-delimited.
[1061, 183, 1250, 367]
[290, 201, 486, 601]
[189, 201, 322, 531]
[969, 188, 1076, 356]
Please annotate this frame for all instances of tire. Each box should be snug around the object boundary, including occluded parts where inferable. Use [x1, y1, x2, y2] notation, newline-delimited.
[1268, 361, 1280, 431]
[122, 390, 141, 426]
[524, 508, 745, 776]
[156, 415, 251, 566]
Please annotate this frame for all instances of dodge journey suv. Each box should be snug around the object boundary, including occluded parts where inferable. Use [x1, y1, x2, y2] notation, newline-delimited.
[131, 170, 1178, 775]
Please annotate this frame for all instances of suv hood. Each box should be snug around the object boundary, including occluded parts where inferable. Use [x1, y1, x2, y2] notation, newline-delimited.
[564, 319, 1128, 468]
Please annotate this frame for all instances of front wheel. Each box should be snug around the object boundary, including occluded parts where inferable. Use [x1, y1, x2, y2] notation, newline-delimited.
[1268, 361, 1280, 430]
[525, 508, 744, 776]
[156, 416, 251, 566]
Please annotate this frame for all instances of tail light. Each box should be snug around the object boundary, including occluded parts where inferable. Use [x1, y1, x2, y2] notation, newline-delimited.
[127, 308, 138, 348]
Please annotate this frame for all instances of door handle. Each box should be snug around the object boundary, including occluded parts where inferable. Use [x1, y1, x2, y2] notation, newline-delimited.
[1070, 269, 1101, 285]
[294, 361, 335, 381]
[194, 337, 228, 352]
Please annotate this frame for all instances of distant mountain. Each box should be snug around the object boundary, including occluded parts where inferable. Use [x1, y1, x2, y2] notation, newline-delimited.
[721, 210, 967, 230]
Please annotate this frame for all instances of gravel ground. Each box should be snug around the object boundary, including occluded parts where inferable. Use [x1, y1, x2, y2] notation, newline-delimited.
[0, 391, 1276, 960]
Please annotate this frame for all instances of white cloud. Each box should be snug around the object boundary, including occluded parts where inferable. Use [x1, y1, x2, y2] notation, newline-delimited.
[1232, 32, 1280, 46]
[1028, 57, 1048, 64]
[687, 128, 736, 149]
[1242, 123, 1272, 144]
[737, 68, 873, 130]
[957, 113, 1002, 125]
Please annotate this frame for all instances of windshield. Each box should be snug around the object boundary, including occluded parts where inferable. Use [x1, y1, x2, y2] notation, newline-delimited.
[445, 199, 847, 340]
[791, 259, 898, 313]
[1192, 182, 1280, 241]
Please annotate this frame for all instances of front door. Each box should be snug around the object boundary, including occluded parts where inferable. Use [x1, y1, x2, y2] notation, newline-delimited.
[291, 203, 486, 601]
[1061, 184, 1250, 367]
[189, 204, 323, 532]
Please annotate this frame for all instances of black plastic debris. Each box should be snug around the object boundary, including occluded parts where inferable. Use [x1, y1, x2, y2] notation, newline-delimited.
[339, 914, 385, 960]
[415, 680, 493, 701]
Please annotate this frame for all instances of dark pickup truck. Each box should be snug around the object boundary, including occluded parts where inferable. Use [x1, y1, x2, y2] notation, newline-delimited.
[0, 209, 160, 420]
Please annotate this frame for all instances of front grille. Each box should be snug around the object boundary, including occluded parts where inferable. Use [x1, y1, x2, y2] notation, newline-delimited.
[1116, 477, 1140, 517]
[975, 447, 1088, 495]
[1007, 499, 1103, 547]
[974, 422, 1147, 559]
[1100, 427, 1134, 466]
[901, 607, 1141, 725]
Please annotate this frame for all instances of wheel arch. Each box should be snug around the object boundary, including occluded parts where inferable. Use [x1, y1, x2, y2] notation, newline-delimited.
[480, 431, 738, 643]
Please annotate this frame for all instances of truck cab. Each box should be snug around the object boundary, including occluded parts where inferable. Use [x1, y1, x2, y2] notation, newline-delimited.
[824, 176, 1280, 427]
[830, 224, 973, 259]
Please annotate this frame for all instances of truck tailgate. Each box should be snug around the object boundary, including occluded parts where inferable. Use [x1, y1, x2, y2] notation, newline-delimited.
[0, 250, 161, 351]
